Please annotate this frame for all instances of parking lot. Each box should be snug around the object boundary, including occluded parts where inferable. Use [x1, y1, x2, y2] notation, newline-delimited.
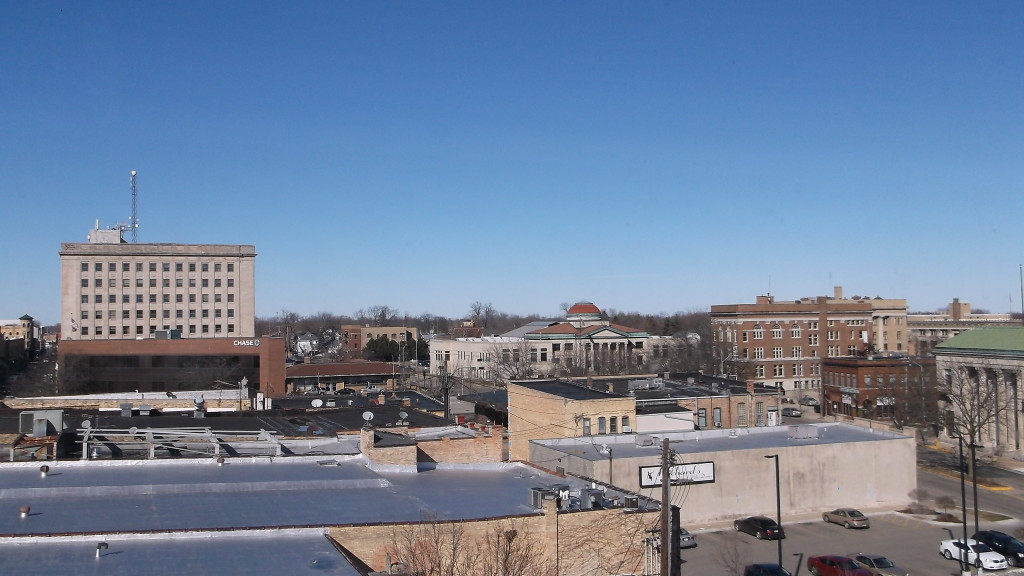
[678, 512, 1024, 576]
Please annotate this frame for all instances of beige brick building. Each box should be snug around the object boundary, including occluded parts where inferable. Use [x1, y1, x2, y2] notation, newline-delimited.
[507, 380, 636, 461]
[711, 286, 907, 402]
[59, 225, 256, 340]
[908, 298, 1015, 356]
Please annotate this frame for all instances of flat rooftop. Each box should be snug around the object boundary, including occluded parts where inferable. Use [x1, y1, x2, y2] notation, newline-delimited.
[532, 422, 909, 462]
[0, 456, 650, 574]
[512, 380, 624, 401]
[1, 529, 360, 576]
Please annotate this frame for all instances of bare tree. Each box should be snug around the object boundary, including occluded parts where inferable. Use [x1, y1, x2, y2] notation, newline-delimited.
[490, 340, 535, 382]
[714, 536, 751, 576]
[940, 360, 1016, 475]
[386, 519, 475, 576]
[469, 301, 496, 330]
[385, 518, 551, 576]
[356, 305, 399, 327]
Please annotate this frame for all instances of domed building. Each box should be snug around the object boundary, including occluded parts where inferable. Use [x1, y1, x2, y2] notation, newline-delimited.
[428, 301, 652, 383]
[525, 302, 650, 375]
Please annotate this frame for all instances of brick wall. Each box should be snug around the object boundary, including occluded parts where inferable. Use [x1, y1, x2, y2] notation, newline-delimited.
[329, 498, 658, 576]
[416, 427, 504, 463]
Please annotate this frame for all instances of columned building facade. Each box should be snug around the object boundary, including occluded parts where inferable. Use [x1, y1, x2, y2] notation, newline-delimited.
[934, 327, 1024, 454]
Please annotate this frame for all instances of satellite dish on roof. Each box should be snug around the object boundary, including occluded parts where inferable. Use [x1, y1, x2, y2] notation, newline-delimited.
[311, 399, 323, 408]
[129, 427, 138, 436]
[362, 411, 375, 427]
[81, 420, 91, 429]
[399, 411, 409, 421]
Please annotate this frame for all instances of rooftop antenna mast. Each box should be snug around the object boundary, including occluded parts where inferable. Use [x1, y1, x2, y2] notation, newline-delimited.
[129, 170, 139, 242]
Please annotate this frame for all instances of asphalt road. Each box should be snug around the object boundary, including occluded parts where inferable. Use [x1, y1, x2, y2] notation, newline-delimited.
[675, 444, 1024, 576]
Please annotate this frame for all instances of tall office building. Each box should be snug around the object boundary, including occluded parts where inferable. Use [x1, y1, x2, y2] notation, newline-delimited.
[59, 225, 256, 341]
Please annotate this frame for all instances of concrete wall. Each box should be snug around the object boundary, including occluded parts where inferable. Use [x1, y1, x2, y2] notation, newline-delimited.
[636, 413, 694, 433]
[530, 430, 916, 525]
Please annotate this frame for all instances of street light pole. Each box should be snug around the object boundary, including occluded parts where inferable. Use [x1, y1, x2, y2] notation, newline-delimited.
[950, 435, 969, 574]
[765, 454, 783, 569]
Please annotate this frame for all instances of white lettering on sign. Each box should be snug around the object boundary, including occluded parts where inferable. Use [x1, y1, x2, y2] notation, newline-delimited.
[638, 461, 715, 488]
[233, 339, 261, 347]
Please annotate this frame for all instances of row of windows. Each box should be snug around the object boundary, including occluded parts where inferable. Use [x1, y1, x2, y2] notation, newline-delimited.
[753, 364, 821, 378]
[81, 277, 235, 288]
[581, 415, 631, 435]
[80, 293, 235, 304]
[80, 309, 235, 319]
[81, 262, 235, 273]
[824, 372, 931, 388]
[78, 324, 235, 336]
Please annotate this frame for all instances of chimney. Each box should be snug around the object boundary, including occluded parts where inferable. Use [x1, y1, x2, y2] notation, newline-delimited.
[607, 383, 614, 393]
[402, 397, 411, 407]
[834, 286, 843, 299]
[587, 376, 593, 388]
[746, 381, 755, 394]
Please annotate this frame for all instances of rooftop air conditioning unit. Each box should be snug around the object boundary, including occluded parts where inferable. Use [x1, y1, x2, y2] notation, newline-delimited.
[622, 426, 632, 433]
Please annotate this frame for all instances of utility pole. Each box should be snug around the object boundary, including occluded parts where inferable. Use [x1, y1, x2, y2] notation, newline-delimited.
[661, 438, 670, 576]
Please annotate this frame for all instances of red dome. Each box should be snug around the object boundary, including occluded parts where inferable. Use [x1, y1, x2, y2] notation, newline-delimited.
[567, 302, 602, 315]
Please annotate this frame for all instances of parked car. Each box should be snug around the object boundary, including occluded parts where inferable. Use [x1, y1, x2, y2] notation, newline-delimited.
[744, 564, 793, 576]
[807, 555, 873, 576]
[361, 386, 385, 394]
[822, 508, 870, 529]
[850, 553, 909, 576]
[679, 527, 697, 549]
[781, 407, 802, 417]
[799, 396, 820, 406]
[939, 538, 1008, 570]
[974, 530, 1024, 566]
[334, 388, 355, 395]
[734, 516, 785, 540]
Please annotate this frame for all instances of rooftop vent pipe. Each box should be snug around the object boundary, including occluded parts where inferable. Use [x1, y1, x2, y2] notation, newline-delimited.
[96, 542, 108, 558]
[39, 465, 49, 478]
[19, 505, 30, 518]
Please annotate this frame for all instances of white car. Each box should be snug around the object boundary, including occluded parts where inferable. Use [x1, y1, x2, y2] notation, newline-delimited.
[939, 538, 1008, 570]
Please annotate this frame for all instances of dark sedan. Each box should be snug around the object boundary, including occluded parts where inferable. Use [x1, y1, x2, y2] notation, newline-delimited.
[974, 530, 1024, 566]
[734, 516, 785, 540]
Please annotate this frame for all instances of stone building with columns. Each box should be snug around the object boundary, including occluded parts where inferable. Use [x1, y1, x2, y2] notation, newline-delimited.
[711, 287, 908, 403]
[429, 302, 652, 383]
[934, 326, 1024, 454]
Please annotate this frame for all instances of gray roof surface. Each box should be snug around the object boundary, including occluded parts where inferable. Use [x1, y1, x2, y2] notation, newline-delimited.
[0, 530, 359, 576]
[0, 458, 562, 536]
[532, 423, 908, 461]
[0, 457, 630, 573]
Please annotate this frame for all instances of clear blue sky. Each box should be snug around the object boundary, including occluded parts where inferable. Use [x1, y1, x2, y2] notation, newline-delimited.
[4, 2, 1024, 325]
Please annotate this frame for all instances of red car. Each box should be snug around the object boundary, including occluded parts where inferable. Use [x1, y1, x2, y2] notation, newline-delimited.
[807, 555, 873, 576]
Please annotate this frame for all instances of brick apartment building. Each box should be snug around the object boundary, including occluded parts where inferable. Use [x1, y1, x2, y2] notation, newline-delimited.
[711, 286, 907, 402]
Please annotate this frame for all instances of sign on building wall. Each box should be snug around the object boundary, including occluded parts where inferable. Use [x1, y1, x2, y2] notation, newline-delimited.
[639, 461, 715, 488]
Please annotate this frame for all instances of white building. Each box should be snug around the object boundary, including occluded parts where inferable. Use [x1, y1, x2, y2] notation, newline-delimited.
[430, 302, 652, 383]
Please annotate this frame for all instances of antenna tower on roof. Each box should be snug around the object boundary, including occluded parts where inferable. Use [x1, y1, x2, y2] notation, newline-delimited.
[129, 170, 139, 242]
